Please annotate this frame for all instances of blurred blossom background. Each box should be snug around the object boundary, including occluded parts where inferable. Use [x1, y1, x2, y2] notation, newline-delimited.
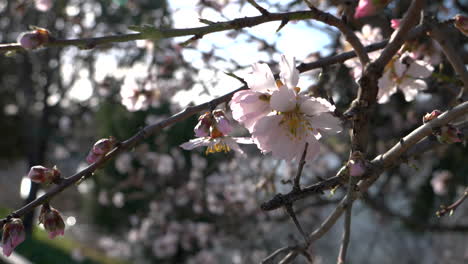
[0, 0, 467, 263]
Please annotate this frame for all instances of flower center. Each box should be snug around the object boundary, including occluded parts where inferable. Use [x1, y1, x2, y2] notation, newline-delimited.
[279, 107, 314, 140]
[205, 140, 230, 155]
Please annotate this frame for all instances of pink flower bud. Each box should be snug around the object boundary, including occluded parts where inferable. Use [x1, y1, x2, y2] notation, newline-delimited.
[436, 124, 463, 144]
[91, 137, 116, 155]
[2, 218, 25, 257]
[423, 110, 442, 123]
[354, 0, 377, 19]
[86, 150, 102, 164]
[213, 110, 233, 136]
[454, 14, 468, 36]
[354, 0, 392, 19]
[27, 165, 61, 184]
[39, 205, 65, 239]
[194, 112, 212, 138]
[348, 159, 366, 177]
[17, 28, 50, 50]
[390, 19, 401, 29]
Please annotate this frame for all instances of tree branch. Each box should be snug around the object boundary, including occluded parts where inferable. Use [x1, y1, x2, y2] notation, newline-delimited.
[1, 9, 369, 53]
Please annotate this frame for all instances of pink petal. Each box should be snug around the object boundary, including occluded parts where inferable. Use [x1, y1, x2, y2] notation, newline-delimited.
[406, 60, 433, 78]
[245, 63, 276, 93]
[299, 97, 335, 116]
[230, 90, 271, 132]
[400, 79, 427, 102]
[180, 138, 211, 150]
[279, 55, 299, 88]
[270, 86, 297, 112]
[309, 113, 342, 134]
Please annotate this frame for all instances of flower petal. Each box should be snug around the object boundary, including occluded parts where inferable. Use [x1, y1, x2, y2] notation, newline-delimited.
[309, 113, 342, 133]
[406, 60, 433, 78]
[180, 138, 211, 150]
[245, 63, 276, 93]
[400, 79, 427, 102]
[270, 86, 297, 112]
[279, 55, 299, 88]
[300, 97, 335, 116]
[230, 90, 271, 132]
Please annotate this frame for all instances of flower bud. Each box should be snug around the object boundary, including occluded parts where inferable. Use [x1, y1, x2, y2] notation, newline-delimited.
[39, 204, 65, 239]
[354, 0, 392, 19]
[423, 110, 442, 123]
[17, 28, 50, 50]
[454, 14, 468, 36]
[436, 124, 463, 144]
[212, 110, 233, 136]
[86, 151, 102, 164]
[27, 165, 61, 184]
[348, 152, 366, 177]
[390, 19, 401, 30]
[92, 137, 116, 155]
[2, 218, 25, 257]
[194, 112, 212, 138]
[348, 159, 366, 177]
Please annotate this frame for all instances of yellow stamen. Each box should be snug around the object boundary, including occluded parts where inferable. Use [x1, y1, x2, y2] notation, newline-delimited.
[276, 80, 284, 88]
[205, 141, 230, 155]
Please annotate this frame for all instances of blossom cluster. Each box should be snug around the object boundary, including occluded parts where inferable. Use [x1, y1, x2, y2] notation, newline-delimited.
[343, 23, 436, 104]
[181, 55, 342, 162]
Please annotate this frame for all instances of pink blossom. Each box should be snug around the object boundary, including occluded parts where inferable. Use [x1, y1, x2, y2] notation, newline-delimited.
[1, 218, 25, 257]
[180, 110, 253, 155]
[342, 25, 383, 79]
[422, 110, 442, 123]
[34, 0, 53, 12]
[39, 205, 65, 239]
[232, 55, 341, 161]
[212, 110, 232, 135]
[27, 165, 61, 184]
[431, 170, 452, 196]
[436, 124, 463, 144]
[230, 62, 278, 132]
[180, 136, 253, 156]
[194, 112, 212, 137]
[377, 53, 433, 103]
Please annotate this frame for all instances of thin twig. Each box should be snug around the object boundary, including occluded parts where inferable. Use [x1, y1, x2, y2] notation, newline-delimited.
[436, 186, 468, 217]
[284, 204, 309, 244]
[337, 173, 358, 264]
[261, 246, 296, 264]
[1, 10, 364, 53]
[246, 0, 270, 16]
[293, 143, 309, 191]
[303, 0, 370, 67]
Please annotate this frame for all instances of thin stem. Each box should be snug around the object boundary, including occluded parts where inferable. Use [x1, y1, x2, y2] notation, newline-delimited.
[293, 143, 309, 191]
[246, 0, 270, 16]
[284, 204, 309, 244]
[436, 186, 468, 217]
